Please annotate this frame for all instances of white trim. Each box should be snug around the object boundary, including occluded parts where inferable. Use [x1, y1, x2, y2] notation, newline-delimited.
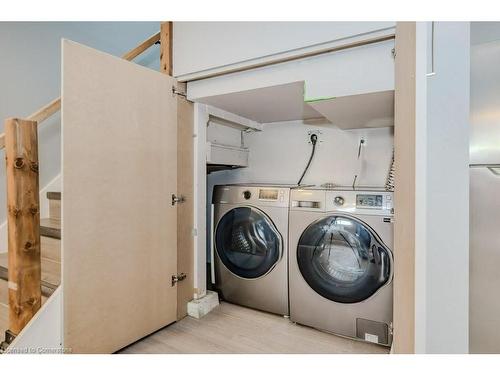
[176, 27, 396, 82]
[187, 291, 219, 319]
[414, 21, 429, 354]
[206, 104, 262, 132]
[193, 103, 208, 299]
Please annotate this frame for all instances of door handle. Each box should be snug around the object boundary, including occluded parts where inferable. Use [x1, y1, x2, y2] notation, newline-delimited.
[172, 194, 186, 206]
[487, 167, 500, 176]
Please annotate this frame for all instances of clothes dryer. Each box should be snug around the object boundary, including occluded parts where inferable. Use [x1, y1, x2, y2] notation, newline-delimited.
[212, 184, 295, 315]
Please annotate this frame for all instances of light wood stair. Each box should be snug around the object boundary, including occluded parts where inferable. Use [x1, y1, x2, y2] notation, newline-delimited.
[0, 192, 61, 342]
[0, 280, 8, 338]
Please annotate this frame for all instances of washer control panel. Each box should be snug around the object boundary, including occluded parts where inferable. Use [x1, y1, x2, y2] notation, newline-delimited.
[333, 196, 345, 206]
[325, 190, 394, 215]
[356, 194, 384, 209]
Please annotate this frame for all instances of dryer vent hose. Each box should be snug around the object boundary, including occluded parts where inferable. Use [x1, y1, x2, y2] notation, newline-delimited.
[298, 134, 318, 186]
[385, 148, 395, 192]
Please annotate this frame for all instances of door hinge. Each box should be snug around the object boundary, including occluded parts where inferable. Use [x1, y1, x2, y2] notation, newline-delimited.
[172, 273, 187, 286]
[172, 194, 186, 206]
[172, 86, 187, 98]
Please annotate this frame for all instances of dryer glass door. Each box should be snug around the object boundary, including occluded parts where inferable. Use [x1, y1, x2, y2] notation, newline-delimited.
[215, 207, 282, 279]
[297, 215, 392, 303]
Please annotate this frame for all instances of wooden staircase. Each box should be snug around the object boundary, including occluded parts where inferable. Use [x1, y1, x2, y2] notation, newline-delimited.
[0, 192, 61, 342]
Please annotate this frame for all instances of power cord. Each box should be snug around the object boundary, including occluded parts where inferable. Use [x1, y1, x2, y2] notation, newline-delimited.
[297, 133, 318, 186]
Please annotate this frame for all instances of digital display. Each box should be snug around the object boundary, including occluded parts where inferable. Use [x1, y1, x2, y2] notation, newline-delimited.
[356, 194, 383, 208]
[259, 189, 279, 200]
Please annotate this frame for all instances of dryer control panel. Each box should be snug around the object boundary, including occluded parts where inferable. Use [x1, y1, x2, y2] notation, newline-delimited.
[325, 190, 394, 216]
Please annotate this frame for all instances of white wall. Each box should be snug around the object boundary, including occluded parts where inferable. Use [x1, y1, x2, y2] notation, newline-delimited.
[5, 288, 62, 354]
[174, 22, 395, 81]
[212, 121, 393, 187]
[188, 39, 395, 103]
[417, 22, 470, 354]
[0, 22, 161, 244]
[206, 120, 394, 261]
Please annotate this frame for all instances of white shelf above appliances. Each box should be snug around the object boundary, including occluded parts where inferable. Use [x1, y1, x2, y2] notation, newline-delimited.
[205, 105, 260, 173]
[306, 90, 394, 130]
[206, 142, 249, 171]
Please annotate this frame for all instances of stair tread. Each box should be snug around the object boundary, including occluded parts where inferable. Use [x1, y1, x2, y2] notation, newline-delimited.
[41, 236, 61, 263]
[0, 300, 7, 338]
[0, 278, 7, 305]
[40, 218, 61, 239]
[0, 253, 60, 289]
[46, 191, 61, 201]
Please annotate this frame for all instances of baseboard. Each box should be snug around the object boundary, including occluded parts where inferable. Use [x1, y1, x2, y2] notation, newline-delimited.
[187, 291, 219, 319]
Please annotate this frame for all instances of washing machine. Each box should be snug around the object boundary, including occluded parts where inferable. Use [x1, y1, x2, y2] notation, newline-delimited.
[289, 187, 394, 346]
[212, 184, 294, 316]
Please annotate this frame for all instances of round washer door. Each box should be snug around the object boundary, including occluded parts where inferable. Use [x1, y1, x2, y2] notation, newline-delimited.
[297, 215, 392, 304]
[215, 206, 282, 279]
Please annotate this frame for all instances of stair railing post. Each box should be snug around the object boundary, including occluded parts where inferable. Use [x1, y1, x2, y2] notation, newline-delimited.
[4, 118, 41, 337]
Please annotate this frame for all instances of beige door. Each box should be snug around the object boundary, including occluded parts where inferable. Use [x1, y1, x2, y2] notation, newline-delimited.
[61, 40, 178, 353]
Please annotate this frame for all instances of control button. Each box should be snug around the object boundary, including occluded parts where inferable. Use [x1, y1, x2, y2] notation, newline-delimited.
[243, 190, 252, 200]
[334, 196, 345, 206]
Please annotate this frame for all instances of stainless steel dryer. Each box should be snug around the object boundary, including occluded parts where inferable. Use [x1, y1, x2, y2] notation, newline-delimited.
[212, 184, 294, 316]
[289, 187, 394, 346]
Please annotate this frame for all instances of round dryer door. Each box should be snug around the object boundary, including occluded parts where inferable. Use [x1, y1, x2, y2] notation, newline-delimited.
[297, 215, 392, 304]
[215, 207, 282, 279]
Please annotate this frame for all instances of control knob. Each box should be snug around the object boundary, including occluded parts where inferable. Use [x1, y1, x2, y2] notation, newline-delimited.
[243, 190, 252, 200]
[334, 196, 345, 206]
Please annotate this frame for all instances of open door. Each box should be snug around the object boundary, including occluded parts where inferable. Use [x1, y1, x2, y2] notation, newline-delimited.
[61, 40, 179, 353]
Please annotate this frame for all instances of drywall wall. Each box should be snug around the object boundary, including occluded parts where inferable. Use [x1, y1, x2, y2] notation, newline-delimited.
[0, 22, 161, 248]
[212, 121, 393, 187]
[5, 287, 62, 354]
[422, 22, 470, 353]
[188, 38, 395, 104]
[206, 120, 394, 260]
[174, 22, 395, 80]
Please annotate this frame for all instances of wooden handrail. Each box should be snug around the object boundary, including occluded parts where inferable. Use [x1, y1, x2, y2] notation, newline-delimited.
[27, 97, 61, 124]
[0, 31, 161, 150]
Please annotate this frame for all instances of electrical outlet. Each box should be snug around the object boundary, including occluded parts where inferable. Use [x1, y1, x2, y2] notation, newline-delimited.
[307, 130, 322, 144]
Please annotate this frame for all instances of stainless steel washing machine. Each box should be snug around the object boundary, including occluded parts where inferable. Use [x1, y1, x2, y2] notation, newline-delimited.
[212, 184, 294, 316]
[289, 187, 394, 346]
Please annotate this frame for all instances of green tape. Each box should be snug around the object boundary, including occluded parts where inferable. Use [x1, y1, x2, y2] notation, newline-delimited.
[304, 96, 336, 104]
[303, 82, 336, 103]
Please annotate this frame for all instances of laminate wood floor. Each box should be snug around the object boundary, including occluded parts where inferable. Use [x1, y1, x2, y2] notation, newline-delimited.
[119, 302, 389, 354]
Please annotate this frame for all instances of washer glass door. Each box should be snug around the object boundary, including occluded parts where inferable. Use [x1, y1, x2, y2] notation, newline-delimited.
[297, 215, 392, 303]
[215, 206, 282, 279]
